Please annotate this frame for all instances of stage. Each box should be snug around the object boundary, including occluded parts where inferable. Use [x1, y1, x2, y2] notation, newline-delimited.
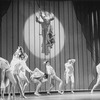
[1, 92, 100, 100]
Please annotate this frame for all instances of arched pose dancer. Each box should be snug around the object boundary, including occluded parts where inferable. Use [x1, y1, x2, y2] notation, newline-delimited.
[44, 61, 63, 95]
[0, 57, 17, 100]
[30, 68, 48, 96]
[18, 53, 29, 93]
[64, 59, 76, 93]
[91, 63, 100, 93]
[9, 46, 33, 98]
[36, 10, 55, 55]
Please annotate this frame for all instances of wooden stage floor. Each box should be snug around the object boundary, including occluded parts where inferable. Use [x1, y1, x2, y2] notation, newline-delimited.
[1, 92, 100, 100]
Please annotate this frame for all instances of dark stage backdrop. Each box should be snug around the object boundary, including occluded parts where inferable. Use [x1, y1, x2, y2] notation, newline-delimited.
[1, 0, 100, 93]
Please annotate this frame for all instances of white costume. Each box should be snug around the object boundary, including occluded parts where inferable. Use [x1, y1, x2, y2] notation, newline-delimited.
[9, 54, 31, 75]
[95, 63, 100, 84]
[45, 61, 63, 94]
[64, 59, 76, 84]
[0, 57, 10, 70]
[46, 64, 56, 77]
[30, 68, 47, 83]
[0, 57, 10, 89]
[91, 63, 100, 93]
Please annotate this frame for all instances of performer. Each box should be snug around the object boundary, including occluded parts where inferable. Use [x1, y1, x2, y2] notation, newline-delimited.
[0, 57, 17, 99]
[44, 61, 63, 95]
[18, 53, 29, 93]
[9, 46, 33, 98]
[91, 63, 100, 93]
[64, 59, 76, 93]
[36, 11, 55, 55]
[30, 68, 48, 96]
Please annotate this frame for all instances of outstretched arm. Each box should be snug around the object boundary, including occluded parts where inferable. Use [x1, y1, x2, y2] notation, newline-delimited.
[21, 61, 32, 73]
[34, 68, 44, 75]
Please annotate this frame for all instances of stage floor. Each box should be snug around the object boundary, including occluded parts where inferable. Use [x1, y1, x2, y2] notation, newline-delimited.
[1, 92, 100, 100]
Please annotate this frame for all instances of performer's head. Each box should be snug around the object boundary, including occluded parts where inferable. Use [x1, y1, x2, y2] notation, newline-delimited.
[18, 46, 24, 53]
[14, 46, 24, 58]
[44, 73, 48, 79]
[45, 11, 49, 17]
[44, 60, 50, 65]
[67, 59, 76, 64]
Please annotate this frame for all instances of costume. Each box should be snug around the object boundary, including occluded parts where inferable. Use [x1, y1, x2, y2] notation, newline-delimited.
[0, 57, 10, 89]
[30, 68, 48, 83]
[91, 63, 100, 93]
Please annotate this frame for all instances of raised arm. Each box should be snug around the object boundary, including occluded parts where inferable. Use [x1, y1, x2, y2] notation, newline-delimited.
[36, 16, 42, 24]
[50, 13, 54, 21]
[40, 11, 45, 20]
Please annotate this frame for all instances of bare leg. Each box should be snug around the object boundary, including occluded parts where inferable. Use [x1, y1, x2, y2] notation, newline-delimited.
[20, 75, 29, 92]
[6, 71, 17, 98]
[34, 81, 42, 96]
[22, 82, 28, 92]
[47, 77, 55, 94]
[1, 70, 6, 99]
[91, 83, 99, 93]
[71, 75, 74, 93]
[47, 84, 54, 94]
[14, 75, 27, 98]
[71, 83, 74, 93]
[1, 88, 5, 99]
[91, 77, 100, 93]
[53, 75, 63, 94]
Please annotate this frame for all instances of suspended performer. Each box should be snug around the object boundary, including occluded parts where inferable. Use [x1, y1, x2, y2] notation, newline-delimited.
[36, 10, 55, 55]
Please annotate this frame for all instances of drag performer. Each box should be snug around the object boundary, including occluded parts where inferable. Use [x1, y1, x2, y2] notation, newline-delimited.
[0, 57, 17, 99]
[9, 46, 33, 98]
[91, 63, 100, 93]
[64, 59, 76, 93]
[44, 61, 63, 95]
[30, 68, 48, 96]
[36, 10, 55, 55]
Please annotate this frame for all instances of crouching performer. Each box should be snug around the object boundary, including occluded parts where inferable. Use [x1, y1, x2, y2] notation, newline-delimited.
[30, 68, 48, 96]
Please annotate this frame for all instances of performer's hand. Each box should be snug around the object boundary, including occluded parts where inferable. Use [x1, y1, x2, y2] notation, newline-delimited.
[30, 71, 34, 75]
[39, 10, 42, 16]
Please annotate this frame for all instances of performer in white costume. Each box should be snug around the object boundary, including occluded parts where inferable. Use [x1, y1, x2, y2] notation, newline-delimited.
[91, 63, 100, 93]
[30, 68, 48, 96]
[44, 61, 63, 95]
[9, 46, 33, 98]
[0, 57, 17, 99]
[64, 59, 76, 93]
[18, 53, 30, 93]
